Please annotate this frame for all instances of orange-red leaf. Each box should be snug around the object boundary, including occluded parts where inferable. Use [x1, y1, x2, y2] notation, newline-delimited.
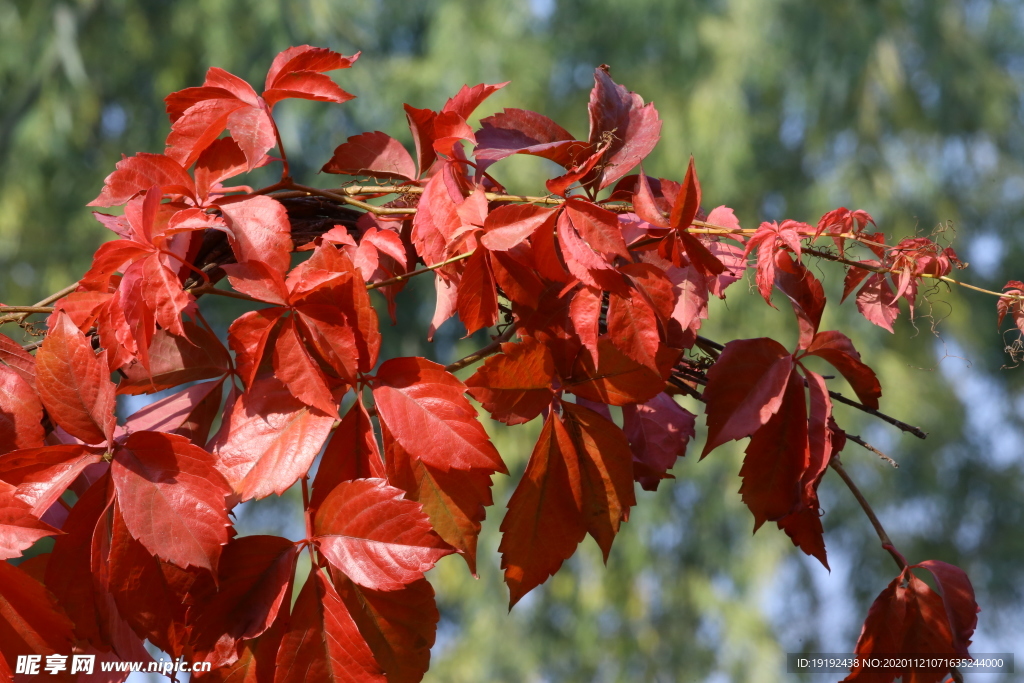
[465, 338, 556, 426]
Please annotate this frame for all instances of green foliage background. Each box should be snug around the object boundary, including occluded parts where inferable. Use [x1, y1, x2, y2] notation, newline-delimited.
[2, 1, 1022, 681]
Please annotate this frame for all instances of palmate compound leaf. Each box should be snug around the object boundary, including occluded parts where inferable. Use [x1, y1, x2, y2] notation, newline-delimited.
[111, 431, 232, 572]
[372, 357, 506, 473]
[313, 478, 454, 592]
[844, 566, 965, 683]
[499, 402, 636, 605]
[274, 566, 385, 683]
[0, 560, 75, 669]
[208, 374, 336, 501]
[36, 311, 116, 446]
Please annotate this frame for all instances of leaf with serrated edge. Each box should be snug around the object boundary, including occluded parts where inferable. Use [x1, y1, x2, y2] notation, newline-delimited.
[314, 478, 453, 591]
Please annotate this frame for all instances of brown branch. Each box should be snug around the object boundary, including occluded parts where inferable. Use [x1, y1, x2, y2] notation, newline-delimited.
[0, 305, 54, 315]
[846, 433, 899, 468]
[189, 285, 265, 304]
[445, 325, 517, 372]
[828, 391, 928, 440]
[367, 251, 474, 290]
[829, 457, 907, 572]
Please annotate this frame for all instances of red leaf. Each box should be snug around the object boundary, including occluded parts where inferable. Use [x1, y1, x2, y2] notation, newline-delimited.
[701, 338, 793, 457]
[556, 210, 624, 292]
[474, 108, 583, 168]
[805, 330, 882, 409]
[465, 337, 556, 426]
[566, 339, 671, 407]
[217, 195, 294, 274]
[607, 288, 661, 372]
[107, 504, 201, 656]
[191, 535, 299, 650]
[194, 136, 252, 200]
[561, 402, 636, 560]
[334, 571, 439, 683]
[777, 508, 828, 570]
[274, 566, 385, 683]
[36, 311, 116, 445]
[228, 308, 287, 388]
[844, 568, 959, 683]
[442, 81, 508, 119]
[913, 560, 979, 657]
[0, 444, 100, 516]
[404, 104, 437, 178]
[586, 67, 662, 190]
[122, 379, 223, 438]
[209, 374, 336, 501]
[569, 286, 602, 361]
[565, 198, 631, 260]
[141, 256, 192, 337]
[164, 94, 250, 169]
[89, 153, 196, 207]
[314, 478, 453, 591]
[264, 45, 358, 96]
[774, 255, 825, 349]
[0, 365, 44, 455]
[372, 357, 505, 473]
[118, 321, 231, 395]
[996, 280, 1024, 334]
[480, 203, 557, 252]
[0, 482, 61, 559]
[431, 111, 476, 157]
[456, 249, 499, 335]
[855, 273, 899, 333]
[383, 425, 496, 576]
[411, 171, 462, 267]
[669, 156, 701, 230]
[499, 411, 586, 607]
[739, 368, 808, 529]
[112, 431, 231, 571]
[322, 131, 417, 181]
[0, 333, 37, 387]
[622, 393, 696, 491]
[310, 397, 386, 511]
[0, 561, 75, 667]
[223, 260, 290, 305]
[272, 316, 338, 416]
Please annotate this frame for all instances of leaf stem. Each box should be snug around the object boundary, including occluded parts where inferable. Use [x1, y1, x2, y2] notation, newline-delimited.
[446, 325, 517, 372]
[366, 251, 474, 291]
[829, 457, 907, 571]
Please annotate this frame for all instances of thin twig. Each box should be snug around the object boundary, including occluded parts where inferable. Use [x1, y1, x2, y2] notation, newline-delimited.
[445, 325, 517, 372]
[846, 434, 899, 468]
[829, 457, 907, 571]
[829, 391, 928, 440]
[189, 285, 265, 304]
[0, 306, 54, 315]
[367, 252, 474, 290]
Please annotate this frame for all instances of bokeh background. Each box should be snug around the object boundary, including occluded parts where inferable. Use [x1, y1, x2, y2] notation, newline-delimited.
[2, 1, 1023, 681]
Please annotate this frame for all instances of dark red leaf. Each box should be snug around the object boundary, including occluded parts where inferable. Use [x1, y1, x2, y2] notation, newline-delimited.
[465, 337, 556, 426]
[121, 379, 224, 443]
[310, 397, 386, 511]
[913, 560, 979, 657]
[560, 402, 635, 560]
[457, 248, 499, 335]
[480, 204, 557, 252]
[739, 369, 807, 529]
[314, 478, 453, 591]
[0, 482, 61, 559]
[118, 321, 231, 395]
[36, 311, 116, 445]
[777, 507, 828, 570]
[565, 198, 631, 260]
[191, 535, 299, 651]
[844, 568, 958, 683]
[566, 339, 671, 407]
[0, 561, 75, 668]
[499, 411, 585, 607]
[334, 571, 439, 683]
[622, 393, 695, 491]
[274, 566, 385, 683]
[322, 131, 417, 181]
[475, 108, 583, 168]
[607, 288, 661, 372]
[668, 156, 701, 230]
[701, 337, 793, 457]
[586, 67, 662, 190]
[774, 255, 826, 349]
[805, 330, 882, 409]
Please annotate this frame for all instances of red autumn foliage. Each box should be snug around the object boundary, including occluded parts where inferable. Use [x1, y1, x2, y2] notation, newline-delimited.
[0, 44, 1003, 682]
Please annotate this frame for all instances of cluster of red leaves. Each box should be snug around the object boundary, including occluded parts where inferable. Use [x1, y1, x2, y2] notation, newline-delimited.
[0, 45, 984, 683]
